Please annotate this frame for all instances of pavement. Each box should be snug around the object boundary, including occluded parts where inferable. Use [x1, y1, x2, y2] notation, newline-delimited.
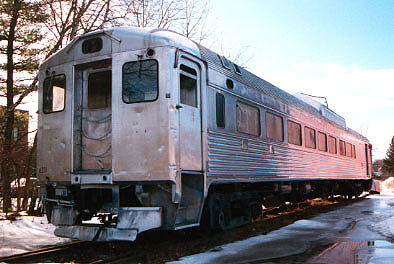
[170, 194, 394, 264]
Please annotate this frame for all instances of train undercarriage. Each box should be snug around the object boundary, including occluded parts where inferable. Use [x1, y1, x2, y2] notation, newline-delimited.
[44, 178, 372, 241]
[204, 179, 371, 230]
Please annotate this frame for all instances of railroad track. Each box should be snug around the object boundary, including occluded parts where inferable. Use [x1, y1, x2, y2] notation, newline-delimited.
[0, 240, 89, 263]
[0, 197, 367, 263]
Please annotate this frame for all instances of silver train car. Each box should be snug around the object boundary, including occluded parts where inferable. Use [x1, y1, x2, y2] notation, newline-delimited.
[37, 27, 372, 241]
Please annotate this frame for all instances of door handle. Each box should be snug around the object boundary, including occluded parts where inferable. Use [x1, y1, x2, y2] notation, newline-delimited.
[176, 104, 183, 109]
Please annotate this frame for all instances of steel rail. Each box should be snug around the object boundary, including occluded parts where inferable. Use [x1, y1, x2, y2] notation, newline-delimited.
[0, 240, 89, 263]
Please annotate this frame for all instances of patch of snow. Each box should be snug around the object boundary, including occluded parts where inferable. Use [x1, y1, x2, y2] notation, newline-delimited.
[0, 214, 70, 257]
[381, 177, 394, 194]
[370, 216, 394, 240]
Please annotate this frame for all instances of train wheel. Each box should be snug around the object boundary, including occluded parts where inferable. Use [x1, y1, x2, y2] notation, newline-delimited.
[320, 182, 334, 200]
[214, 199, 231, 230]
[208, 193, 232, 230]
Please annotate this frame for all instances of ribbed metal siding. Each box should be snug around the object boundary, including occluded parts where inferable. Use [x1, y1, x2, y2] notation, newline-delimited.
[207, 129, 366, 183]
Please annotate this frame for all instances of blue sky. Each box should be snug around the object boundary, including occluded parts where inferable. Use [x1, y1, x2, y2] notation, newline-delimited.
[210, 0, 394, 69]
[208, 0, 394, 159]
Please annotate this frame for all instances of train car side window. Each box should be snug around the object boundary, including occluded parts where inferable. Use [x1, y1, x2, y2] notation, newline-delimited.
[43, 74, 66, 114]
[288, 120, 301, 146]
[346, 143, 352, 157]
[304, 127, 316, 149]
[180, 64, 197, 107]
[318, 132, 327, 152]
[216, 93, 225, 128]
[352, 145, 356, 158]
[266, 112, 284, 142]
[339, 140, 346, 156]
[236, 101, 260, 136]
[122, 59, 158, 103]
[328, 136, 337, 154]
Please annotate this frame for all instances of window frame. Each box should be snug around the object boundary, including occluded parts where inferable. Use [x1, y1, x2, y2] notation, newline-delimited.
[82, 37, 103, 54]
[328, 135, 337, 154]
[179, 64, 198, 107]
[318, 131, 328, 152]
[265, 111, 284, 142]
[216, 93, 225, 128]
[236, 101, 261, 137]
[346, 142, 353, 158]
[339, 140, 346, 156]
[352, 145, 357, 159]
[43, 74, 66, 114]
[287, 120, 302, 146]
[304, 126, 316, 149]
[226, 79, 234, 89]
[87, 70, 112, 110]
[122, 59, 159, 104]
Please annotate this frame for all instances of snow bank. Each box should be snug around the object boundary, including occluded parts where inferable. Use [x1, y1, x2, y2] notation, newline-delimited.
[381, 177, 394, 193]
[0, 214, 70, 257]
[370, 215, 394, 240]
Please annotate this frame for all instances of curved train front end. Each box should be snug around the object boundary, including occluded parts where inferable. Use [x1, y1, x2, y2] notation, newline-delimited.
[37, 28, 205, 241]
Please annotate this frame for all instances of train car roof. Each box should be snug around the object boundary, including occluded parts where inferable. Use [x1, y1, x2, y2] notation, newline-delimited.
[40, 27, 201, 68]
[40, 26, 368, 142]
[196, 43, 369, 143]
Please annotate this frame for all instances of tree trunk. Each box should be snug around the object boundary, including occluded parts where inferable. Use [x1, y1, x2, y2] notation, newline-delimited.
[22, 134, 37, 211]
[2, 0, 21, 213]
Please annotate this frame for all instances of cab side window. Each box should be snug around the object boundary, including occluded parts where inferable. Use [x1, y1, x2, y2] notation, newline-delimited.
[180, 64, 197, 107]
[43, 74, 66, 113]
[122, 59, 158, 103]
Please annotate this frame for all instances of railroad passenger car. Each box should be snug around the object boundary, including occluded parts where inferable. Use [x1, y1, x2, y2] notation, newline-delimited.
[37, 27, 372, 241]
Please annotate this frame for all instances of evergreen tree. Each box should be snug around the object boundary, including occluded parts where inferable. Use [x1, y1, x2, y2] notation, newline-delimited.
[383, 136, 394, 174]
[0, 0, 47, 213]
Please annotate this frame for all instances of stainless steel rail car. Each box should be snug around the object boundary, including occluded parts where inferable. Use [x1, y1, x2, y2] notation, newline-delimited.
[37, 27, 372, 241]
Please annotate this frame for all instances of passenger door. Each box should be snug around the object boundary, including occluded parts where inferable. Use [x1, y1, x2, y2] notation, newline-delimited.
[178, 57, 202, 171]
[74, 62, 112, 171]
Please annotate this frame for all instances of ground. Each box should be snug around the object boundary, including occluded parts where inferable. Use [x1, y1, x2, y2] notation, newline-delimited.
[1, 178, 394, 262]
[0, 213, 69, 257]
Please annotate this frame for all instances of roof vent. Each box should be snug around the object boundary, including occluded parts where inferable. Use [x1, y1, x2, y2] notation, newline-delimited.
[233, 63, 241, 75]
[218, 55, 231, 70]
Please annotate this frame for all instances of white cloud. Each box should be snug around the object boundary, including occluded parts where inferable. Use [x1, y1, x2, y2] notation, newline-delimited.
[260, 62, 394, 160]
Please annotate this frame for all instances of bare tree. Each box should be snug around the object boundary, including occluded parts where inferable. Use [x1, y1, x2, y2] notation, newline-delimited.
[116, 0, 210, 43]
[219, 44, 253, 68]
[178, 0, 210, 43]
